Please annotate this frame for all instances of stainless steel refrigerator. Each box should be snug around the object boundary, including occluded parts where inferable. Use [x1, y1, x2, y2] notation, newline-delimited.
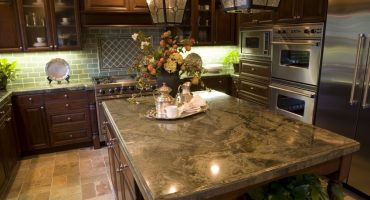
[315, 0, 370, 196]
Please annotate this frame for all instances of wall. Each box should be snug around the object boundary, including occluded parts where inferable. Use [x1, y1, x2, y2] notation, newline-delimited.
[0, 27, 237, 88]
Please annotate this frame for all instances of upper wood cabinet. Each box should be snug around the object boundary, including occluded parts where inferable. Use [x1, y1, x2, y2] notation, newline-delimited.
[0, 0, 23, 52]
[84, 0, 148, 12]
[177, 0, 237, 45]
[239, 12, 273, 27]
[275, 0, 327, 23]
[16, 0, 81, 51]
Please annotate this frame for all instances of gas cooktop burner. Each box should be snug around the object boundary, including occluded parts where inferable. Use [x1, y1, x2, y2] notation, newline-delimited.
[93, 74, 136, 85]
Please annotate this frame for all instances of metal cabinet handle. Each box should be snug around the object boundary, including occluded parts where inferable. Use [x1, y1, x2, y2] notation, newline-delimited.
[69, 134, 73, 138]
[362, 39, 370, 109]
[40, 106, 44, 110]
[250, 87, 254, 90]
[103, 121, 109, 125]
[251, 68, 255, 71]
[218, 80, 222, 84]
[67, 117, 71, 121]
[49, 45, 53, 48]
[19, 46, 23, 50]
[28, 97, 33, 101]
[269, 84, 316, 98]
[65, 103, 69, 107]
[64, 94, 68, 98]
[116, 163, 128, 172]
[54, 45, 57, 48]
[350, 34, 366, 105]
[271, 41, 320, 46]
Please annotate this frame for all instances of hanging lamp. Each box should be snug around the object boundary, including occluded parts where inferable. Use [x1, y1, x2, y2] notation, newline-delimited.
[146, 0, 188, 24]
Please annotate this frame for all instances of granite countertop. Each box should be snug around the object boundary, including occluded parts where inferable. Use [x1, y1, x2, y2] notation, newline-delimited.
[0, 90, 12, 103]
[8, 80, 94, 95]
[103, 91, 360, 200]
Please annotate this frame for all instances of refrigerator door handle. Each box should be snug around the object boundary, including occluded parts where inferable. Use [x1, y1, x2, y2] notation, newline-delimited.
[350, 34, 366, 105]
[362, 39, 370, 109]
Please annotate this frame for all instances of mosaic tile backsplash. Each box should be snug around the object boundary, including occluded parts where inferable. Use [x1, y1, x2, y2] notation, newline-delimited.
[0, 26, 237, 88]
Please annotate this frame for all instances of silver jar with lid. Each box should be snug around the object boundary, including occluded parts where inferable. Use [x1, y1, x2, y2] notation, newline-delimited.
[154, 83, 174, 117]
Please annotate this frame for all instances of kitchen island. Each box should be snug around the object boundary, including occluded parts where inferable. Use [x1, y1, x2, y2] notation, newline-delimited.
[102, 91, 359, 200]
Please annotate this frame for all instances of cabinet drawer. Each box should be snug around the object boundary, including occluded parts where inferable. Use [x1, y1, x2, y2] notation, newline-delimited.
[51, 130, 91, 146]
[240, 60, 270, 78]
[50, 121, 89, 133]
[15, 94, 43, 106]
[46, 100, 87, 112]
[240, 81, 268, 98]
[50, 111, 88, 124]
[45, 91, 87, 102]
[239, 90, 268, 106]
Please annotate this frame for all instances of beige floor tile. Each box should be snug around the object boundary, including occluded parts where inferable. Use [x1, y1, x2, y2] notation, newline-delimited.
[50, 185, 82, 200]
[53, 161, 80, 177]
[82, 182, 96, 199]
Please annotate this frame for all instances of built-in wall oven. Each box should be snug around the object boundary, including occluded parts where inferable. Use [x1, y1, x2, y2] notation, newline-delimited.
[269, 23, 324, 124]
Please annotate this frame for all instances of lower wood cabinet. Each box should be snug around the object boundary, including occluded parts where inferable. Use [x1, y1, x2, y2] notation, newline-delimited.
[103, 110, 143, 200]
[13, 89, 97, 155]
[239, 58, 271, 106]
[0, 94, 19, 199]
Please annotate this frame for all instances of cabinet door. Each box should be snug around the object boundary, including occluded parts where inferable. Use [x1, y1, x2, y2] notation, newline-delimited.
[18, 106, 49, 151]
[0, 114, 18, 176]
[202, 76, 231, 94]
[298, 0, 327, 22]
[130, 0, 148, 12]
[194, 0, 214, 44]
[214, 5, 236, 45]
[17, 0, 53, 51]
[275, 0, 297, 23]
[84, 0, 128, 11]
[239, 12, 273, 27]
[50, 0, 81, 50]
[0, 0, 23, 52]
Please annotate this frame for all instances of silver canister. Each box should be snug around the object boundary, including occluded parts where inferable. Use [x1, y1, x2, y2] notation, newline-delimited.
[155, 83, 174, 117]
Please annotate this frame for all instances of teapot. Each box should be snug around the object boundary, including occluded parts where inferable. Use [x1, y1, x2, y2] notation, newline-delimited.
[176, 81, 193, 105]
[154, 83, 174, 117]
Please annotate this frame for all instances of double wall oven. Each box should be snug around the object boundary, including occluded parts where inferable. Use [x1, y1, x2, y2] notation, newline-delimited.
[269, 23, 324, 124]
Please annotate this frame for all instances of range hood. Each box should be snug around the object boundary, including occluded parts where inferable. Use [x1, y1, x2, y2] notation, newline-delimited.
[221, 0, 281, 13]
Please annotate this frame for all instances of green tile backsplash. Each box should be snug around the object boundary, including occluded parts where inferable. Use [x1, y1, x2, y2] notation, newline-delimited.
[0, 27, 237, 88]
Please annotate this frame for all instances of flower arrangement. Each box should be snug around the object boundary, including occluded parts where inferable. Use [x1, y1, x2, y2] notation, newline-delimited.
[129, 30, 204, 89]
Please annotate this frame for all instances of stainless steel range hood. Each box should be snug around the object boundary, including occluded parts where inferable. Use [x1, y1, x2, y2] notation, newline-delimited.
[222, 0, 280, 13]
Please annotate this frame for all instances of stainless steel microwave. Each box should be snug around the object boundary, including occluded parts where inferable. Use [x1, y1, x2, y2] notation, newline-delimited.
[240, 29, 271, 58]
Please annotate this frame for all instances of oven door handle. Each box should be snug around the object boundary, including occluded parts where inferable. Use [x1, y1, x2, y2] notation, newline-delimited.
[269, 84, 316, 98]
[271, 41, 320, 46]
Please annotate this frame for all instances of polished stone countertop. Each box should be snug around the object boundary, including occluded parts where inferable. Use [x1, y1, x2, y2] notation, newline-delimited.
[102, 91, 360, 200]
[0, 90, 12, 104]
[8, 80, 94, 95]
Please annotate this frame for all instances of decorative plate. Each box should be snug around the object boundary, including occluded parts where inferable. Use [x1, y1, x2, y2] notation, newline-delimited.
[45, 58, 70, 82]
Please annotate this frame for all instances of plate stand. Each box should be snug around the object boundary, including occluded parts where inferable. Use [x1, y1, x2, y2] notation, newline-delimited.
[47, 75, 70, 84]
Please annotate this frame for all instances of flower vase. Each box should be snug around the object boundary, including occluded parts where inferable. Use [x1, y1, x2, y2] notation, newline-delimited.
[0, 76, 7, 90]
[156, 70, 180, 97]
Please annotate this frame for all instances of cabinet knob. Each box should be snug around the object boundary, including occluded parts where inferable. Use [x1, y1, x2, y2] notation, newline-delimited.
[40, 106, 44, 110]
[64, 94, 68, 98]
[19, 46, 23, 50]
[7, 103, 12, 106]
[297, 16, 301, 19]
[103, 121, 109, 125]
[250, 87, 254, 90]
[69, 134, 73, 138]
[49, 45, 53, 48]
[28, 97, 33, 101]
[218, 80, 222, 84]
[116, 163, 128, 172]
[251, 68, 255, 71]
[67, 117, 71, 121]
[54, 45, 58, 48]
[65, 103, 69, 107]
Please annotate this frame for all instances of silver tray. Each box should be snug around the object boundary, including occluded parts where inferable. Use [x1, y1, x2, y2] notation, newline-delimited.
[145, 105, 208, 120]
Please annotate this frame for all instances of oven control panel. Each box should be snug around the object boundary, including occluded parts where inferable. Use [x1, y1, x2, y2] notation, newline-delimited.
[95, 84, 157, 98]
[273, 23, 324, 39]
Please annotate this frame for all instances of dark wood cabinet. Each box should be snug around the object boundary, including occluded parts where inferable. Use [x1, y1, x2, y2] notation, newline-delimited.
[185, 75, 232, 94]
[275, 0, 327, 23]
[230, 76, 239, 98]
[103, 110, 143, 200]
[13, 90, 97, 155]
[177, 0, 237, 45]
[0, 0, 23, 52]
[84, 0, 147, 12]
[14, 94, 49, 151]
[239, 58, 270, 106]
[239, 12, 273, 27]
[0, 94, 19, 199]
[15, 0, 81, 51]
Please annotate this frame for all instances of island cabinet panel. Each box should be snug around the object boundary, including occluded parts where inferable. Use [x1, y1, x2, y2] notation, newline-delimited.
[13, 90, 96, 155]
[0, 0, 23, 52]
[103, 110, 143, 200]
[0, 94, 20, 199]
[239, 58, 270, 106]
[275, 0, 327, 23]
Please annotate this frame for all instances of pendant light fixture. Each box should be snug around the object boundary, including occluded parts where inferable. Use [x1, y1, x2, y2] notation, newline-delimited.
[146, 0, 188, 24]
[221, 0, 280, 13]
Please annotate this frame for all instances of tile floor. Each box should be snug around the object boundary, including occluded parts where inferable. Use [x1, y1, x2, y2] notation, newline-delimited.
[5, 147, 114, 200]
[4, 147, 366, 200]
